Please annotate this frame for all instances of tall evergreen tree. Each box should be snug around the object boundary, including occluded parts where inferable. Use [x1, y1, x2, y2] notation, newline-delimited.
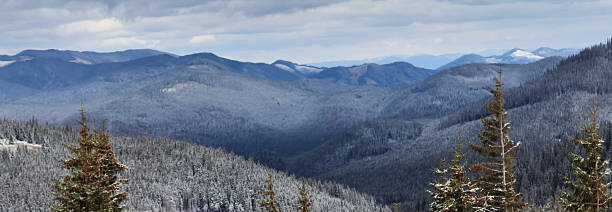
[470, 69, 526, 211]
[52, 109, 127, 211]
[428, 135, 477, 211]
[296, 181, 313, 212]
[559, 103, 612, 211]
[260, 173, 280, 212]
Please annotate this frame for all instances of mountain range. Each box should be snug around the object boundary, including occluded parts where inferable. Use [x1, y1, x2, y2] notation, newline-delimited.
[437, 47, 579, 70]
[306, 53, 463, 69]
[0, 49, 171, 65]
[0, 48, 560, 157]
[0, 40, 606, 211]
[307, 47, 578, 71]
[290, 40, 612, 210]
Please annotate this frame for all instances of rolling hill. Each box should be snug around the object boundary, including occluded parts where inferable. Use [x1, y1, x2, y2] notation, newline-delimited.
[0, 49, 171, 64]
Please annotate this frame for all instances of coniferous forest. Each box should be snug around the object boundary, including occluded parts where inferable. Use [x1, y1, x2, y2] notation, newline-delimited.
[2, 39, 612, 211]
[1, 2, 612, 210]
[0, 118, 389, 211]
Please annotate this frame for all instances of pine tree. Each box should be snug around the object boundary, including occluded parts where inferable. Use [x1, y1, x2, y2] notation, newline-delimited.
[260, 173, 280, 212]
[428, 135, 477, 211]
[559, 103, 612, 211]
[296, 181, 312, 212]
[52, 109, 127, 211]
[470, 69, 526, 211]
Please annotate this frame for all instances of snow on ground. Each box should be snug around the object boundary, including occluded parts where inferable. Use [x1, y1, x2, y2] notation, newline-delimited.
[70, 57, 93, 64]
[0, 139, 42, 152]
[510, 49, 544, 60]
[274, 63, 295, 73]
[295, 65, 322, 74]
[161, 81, 206, 93]
[274, 64, 322, 74]
[485, 58, 500, 63]
[0, 60, 15, 67]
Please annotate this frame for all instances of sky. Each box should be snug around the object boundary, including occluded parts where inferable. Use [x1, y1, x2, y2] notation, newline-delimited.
[1, 0, 612, 64]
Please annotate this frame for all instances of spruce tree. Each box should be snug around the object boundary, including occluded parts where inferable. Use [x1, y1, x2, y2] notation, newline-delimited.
[260, 173, 280, 212]
[470, 69, 526, 211]
[559, 104, 612, 211]
[52, 109, 127, 211]
[296, 181, 312, 212]
[428, 136, 477, 211]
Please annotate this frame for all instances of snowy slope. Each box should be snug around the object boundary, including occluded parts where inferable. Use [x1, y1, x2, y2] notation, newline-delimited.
[437, 47, 578, 70]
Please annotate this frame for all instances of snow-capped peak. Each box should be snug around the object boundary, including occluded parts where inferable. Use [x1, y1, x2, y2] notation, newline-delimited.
[294, 65, 322, 74]
[273, 60, 323, 74]
[0, 60, 15, 68]
[509, 49, 543, 60]
[274, 63, 295, 73]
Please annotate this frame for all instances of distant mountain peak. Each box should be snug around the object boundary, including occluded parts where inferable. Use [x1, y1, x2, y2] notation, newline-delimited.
[272, 60, 295, 65]
[501, 48, 524, 56]
[438, 47, 577, 70]
[534, 47, 554, 52]
[6, 48, 172, 64]
[502, 48, 543, 60]
[184, 52, 220, 59]
[306, 53, 463, 69]
[272, 60, 323, 75]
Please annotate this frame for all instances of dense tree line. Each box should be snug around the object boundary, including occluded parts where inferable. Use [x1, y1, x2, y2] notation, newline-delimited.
[0, 119, 390, 211]
[291, 50, 612, 211]
[1, 38, 611, 212]
[442, 39, 612, 129]
[382, 58, 561, 121]
[430, 102, 612, 211]
[289, 119, 422, 177]
[429, 71, 612, 212]
[294, 39, 612, 211]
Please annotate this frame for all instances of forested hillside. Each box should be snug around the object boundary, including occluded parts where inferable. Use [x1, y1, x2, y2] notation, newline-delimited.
[382, 57, 561, 119]
[0, 38, 599, 212]
[0, 47, 566, 211]
[443, 40, 612, 128]
[290, 39, 612, 211]
[0, 51, 557, 167]
[0, 119, 389, 211]
[309, 62, 437, 86]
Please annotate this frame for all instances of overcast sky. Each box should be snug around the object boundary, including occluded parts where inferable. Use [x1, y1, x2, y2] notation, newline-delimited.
[1, 0, 611, 63]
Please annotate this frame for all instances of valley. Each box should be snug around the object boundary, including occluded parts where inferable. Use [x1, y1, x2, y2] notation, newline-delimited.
[2, 40, 612, 211]
[3, 1, 612, 211]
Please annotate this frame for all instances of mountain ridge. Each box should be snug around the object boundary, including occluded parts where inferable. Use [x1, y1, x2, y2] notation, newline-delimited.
[289, 40, 612, 210]
[437, 47, 579, 70]
[0, 48, 173, 65]
[306, 53, 463, 69]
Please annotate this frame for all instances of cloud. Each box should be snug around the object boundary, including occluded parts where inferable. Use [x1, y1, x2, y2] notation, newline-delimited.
[0, 0, 611, 63]
[57, 18, 123, 34]
[188, 35, 216, 44]
[435, 0, 592, 5]
[0, 0, 348, 19]
[101, 37, 160, 48]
